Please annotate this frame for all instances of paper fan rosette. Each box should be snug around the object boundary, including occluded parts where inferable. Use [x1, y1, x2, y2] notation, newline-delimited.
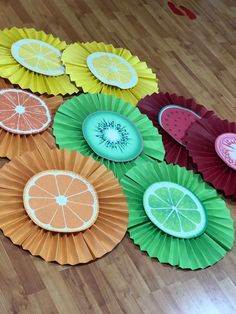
[0, 27, 78, 95]
[62, 41, 158, 105]
[53, 93, 165, 179]
[121, 161, 234, 270]
[185, 115, 236, 198]
[0, 147, 128, 265]
[137, 92, 214, 170]
[0, 78, 63, 159]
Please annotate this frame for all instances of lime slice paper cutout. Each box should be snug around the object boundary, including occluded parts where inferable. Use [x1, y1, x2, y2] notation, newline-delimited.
[143, 181, 207, 239]
[82, 111, 143, 162]
[87, 52, 138, 89]
[215, 133, 236, 170]
[11, 39, 65, 76]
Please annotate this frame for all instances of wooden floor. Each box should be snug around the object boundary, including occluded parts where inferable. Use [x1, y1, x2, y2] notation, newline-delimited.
[0, 0, 236, 313]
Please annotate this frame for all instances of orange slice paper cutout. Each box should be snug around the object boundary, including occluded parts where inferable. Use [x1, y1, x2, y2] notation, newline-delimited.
[0, 148, 128, 265]
[24, 170, 99, 233]
[0, 78, 63, 159]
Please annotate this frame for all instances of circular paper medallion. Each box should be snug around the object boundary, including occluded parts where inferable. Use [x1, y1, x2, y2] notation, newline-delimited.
[0, 89, 51, 134]
[87, 52, 138, 89]
[23, 170, 99, 233]
[82, 111, 144, 162]
[11, 39, 65, 76]
[215, 133, 236, 170]
[143, 181, 207, 239]
[158, 105, 201, 145]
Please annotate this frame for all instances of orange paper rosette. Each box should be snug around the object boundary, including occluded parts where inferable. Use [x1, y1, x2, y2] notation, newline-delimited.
[0, 147, 128, 265]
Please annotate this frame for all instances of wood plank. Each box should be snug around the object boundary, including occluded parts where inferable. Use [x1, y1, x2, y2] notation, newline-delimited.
[0, 0, 236, 313]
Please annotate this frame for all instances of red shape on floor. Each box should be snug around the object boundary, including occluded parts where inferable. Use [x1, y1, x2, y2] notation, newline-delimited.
[167, 1, 185, 16]
[179, 5, 197, 20]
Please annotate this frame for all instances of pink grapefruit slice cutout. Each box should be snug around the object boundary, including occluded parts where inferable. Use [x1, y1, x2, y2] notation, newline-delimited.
[158, 105, 201, 145]
[0, 89, 51, 135]
[215, 133, 236, 170]
[23, 170, 99, 233]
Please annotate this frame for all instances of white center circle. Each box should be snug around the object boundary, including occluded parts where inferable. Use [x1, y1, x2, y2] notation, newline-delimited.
[15, 105, 25, 114]
[87, 52, 138, 89]
[105, 128, 120, 141]
[55, 195, 68, 206]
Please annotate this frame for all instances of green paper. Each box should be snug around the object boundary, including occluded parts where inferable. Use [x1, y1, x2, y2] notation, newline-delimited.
[53, 93, 165, 179]
[121, 161, 234, 270]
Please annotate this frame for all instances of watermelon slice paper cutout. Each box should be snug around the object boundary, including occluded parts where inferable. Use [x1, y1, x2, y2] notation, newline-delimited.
[158, 105, 201, 145]
[137, 92, 214, 170]
[185, 115, 236, 199]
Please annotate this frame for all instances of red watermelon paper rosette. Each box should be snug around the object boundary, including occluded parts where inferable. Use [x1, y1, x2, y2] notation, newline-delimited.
[185, 115, 236, 199]
[137, 92, 214, 170]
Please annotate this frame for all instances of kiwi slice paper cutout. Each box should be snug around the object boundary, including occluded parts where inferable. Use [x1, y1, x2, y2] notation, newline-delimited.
[82, 111, 144, 162]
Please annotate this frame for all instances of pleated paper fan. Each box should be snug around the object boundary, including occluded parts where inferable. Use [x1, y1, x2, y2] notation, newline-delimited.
[137, 92, 214, 170]
[53, 93, 165, 179]
[0, 78, 63, 159]
[62, 41, 158, 105]
[0, 148, 128, 265]
[185, 115, 236, 199]
[0, 27, 78, 95]
[121, 161, 234, 270]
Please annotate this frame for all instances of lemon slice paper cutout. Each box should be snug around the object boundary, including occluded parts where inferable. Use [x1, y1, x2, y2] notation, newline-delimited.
[0, 89, 51, 135]
[23, 170, 99, 233]
[87, 52, 138, 89]
[143, 182, 207, 239]
[11, 39, 65, 76]
[82, 111, 143, 162]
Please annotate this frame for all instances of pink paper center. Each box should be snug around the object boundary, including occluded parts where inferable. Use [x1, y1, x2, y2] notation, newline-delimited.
[215, 133, 236, 170]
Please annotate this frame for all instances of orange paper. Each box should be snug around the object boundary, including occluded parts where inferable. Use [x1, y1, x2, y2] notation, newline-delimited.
[0, 148, 128, 265]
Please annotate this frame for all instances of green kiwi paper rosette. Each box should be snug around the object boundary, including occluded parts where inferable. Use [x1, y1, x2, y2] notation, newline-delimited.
[53, 93, 165, 178]
[121, 161, 234, 270]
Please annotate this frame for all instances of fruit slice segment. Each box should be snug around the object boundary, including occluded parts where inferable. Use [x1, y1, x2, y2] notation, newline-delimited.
[23, 170, 99, 233]
[158, 105, 201, 145]
[143, 181, 207, 239]
[0, 89, 51, 135]
[215, 133, 236, 170]
[87, 52, 138, 89]
[82, 111, 144, 162]
[11, 39, 65, 76]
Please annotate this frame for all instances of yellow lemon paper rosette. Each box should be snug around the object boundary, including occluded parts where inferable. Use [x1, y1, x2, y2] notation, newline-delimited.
[0, 27, 78, 95]
[62, 41, 158, 105]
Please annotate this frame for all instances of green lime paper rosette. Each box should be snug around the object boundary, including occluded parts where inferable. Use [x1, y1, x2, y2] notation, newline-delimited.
[121, 161, 234, 270]
[53, 93, 165, 179]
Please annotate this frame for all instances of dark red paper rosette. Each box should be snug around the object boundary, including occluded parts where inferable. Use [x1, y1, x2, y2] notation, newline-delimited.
[185, 115, 236, 198]
[137, 92, 214, 170]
